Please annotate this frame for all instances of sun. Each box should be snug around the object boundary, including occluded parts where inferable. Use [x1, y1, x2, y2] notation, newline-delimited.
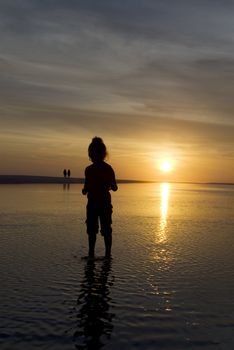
[159, 160, 173, 173]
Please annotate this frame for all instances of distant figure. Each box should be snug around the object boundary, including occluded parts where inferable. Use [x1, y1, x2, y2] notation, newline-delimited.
[82, 137, 118, 258]
[63, 169, 67, 178]
[67, 169, 71, 178]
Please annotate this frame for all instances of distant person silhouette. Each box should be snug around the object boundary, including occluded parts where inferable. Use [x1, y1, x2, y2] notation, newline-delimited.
[67, 169, 71, 178]
[63, 169, 67, 178]
[82, 137, 118, 258]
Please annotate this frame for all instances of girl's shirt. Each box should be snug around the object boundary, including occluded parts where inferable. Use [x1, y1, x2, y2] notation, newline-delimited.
[83, 161, 117, 204]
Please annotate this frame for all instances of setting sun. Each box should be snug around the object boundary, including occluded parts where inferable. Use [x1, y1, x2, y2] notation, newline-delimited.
[159, 160, 173, 173]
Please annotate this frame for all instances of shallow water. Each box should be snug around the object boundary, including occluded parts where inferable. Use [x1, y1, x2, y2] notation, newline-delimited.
[0, 183, 234, 349]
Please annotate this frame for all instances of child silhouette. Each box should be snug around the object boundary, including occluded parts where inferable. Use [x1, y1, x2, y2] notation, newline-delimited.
[82, 137, 118, 258]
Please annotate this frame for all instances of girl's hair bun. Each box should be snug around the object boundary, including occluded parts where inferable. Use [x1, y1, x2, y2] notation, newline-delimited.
[92, 137, 103, 144]
[88, 137, 107, 162]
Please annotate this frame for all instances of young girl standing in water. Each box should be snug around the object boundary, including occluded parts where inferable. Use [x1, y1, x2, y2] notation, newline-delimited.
[82, 137, 118, 258]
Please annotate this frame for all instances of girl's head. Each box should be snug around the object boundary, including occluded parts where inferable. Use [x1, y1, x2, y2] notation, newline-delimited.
[88, 137, 107, 162]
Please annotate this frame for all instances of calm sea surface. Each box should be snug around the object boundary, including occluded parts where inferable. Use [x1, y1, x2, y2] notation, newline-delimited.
[0, 183, 234, 350]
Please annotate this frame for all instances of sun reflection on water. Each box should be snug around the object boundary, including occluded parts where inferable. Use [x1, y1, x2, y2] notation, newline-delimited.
[150, 183, 174, 311]
[158, 183, 170, 243]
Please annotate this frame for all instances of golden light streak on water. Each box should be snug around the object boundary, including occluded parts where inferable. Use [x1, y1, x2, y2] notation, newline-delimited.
[158, 182, 170, 243]
[152, 183, 170, 266]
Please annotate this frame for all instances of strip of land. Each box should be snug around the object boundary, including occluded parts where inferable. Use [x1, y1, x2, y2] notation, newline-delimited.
[0, 175, 82, 184]
[0, 175, 148, 184]
[0, 175, 233, 185]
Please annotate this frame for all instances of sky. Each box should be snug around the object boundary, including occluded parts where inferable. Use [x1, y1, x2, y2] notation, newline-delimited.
[1, 0, 234, 182]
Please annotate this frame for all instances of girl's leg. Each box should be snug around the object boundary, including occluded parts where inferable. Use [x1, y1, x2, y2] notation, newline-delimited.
[88, 234, 96, 257]
[104, 234, 112, 258]
[86, 204, 98, 257]
[100, 204, 113, 257]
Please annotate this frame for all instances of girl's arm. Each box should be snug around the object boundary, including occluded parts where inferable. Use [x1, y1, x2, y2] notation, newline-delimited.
[82, 169, 88, 195]
[82, 187, 88, 195]
[110, 168, 118, 191]
[111, 182, 118, 191]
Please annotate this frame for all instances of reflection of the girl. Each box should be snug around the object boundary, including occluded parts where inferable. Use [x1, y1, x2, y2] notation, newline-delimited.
[74, 258, 115, 349]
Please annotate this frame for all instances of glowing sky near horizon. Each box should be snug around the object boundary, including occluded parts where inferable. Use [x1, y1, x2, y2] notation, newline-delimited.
[0, 0, 234, 182]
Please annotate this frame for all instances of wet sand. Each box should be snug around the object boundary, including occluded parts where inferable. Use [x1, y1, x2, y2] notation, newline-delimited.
[0, 183, 234, 349]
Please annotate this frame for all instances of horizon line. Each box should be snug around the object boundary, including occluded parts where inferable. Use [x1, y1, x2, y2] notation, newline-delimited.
[0, 175, 233, 186]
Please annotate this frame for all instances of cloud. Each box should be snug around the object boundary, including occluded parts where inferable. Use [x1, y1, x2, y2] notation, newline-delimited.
[1, 100, 234, 154]
[1, 0, 234, 178]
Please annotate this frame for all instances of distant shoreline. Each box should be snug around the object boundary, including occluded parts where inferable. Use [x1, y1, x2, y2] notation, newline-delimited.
[0, 175, 233, 186]
[0, 175, 84, 184]
[0, 175, 150, 185]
